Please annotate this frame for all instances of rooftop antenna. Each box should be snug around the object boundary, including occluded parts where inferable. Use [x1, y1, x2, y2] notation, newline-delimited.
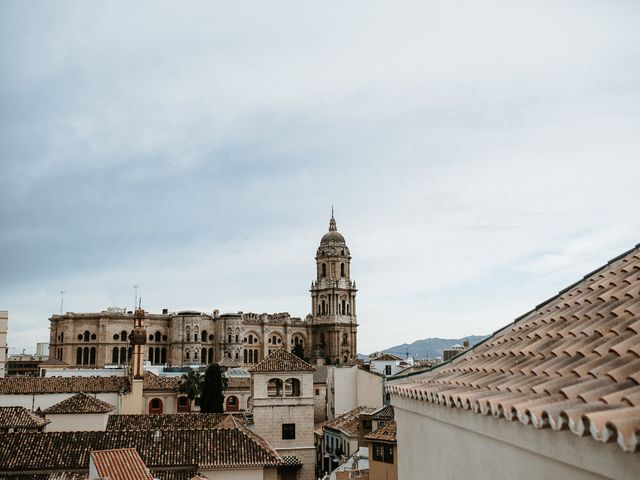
[59, 291, 67, 314]
[133, 285, 139, 312]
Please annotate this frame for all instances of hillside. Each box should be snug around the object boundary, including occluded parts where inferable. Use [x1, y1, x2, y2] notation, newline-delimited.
[378, 335, 488, 359]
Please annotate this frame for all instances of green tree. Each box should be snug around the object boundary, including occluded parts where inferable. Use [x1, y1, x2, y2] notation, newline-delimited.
[200, 363, 227, 413]
[179, 369, 203, 403]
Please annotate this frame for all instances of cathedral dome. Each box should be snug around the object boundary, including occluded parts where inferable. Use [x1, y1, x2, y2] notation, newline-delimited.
[317, 213, 350, 256]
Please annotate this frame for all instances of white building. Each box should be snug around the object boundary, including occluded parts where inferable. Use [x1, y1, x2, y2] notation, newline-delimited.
[326, 365, 383, 419]
[388, 245, 640, 480]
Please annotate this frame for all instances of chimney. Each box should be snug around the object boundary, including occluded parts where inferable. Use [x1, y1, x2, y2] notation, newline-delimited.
[162, 308, 168, 315]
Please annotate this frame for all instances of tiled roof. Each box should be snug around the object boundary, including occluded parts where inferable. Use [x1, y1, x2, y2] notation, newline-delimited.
[43, 392, 115, 414]
[0, 429, 284, 473]
[0, 474, 88, 479]
[371, 352, 403, 362]
[0, 376, 129, 395]
[248, 348, 316, 373]
[0, 406, 49, 429]
[106, 413, 241, 431]
[364, 421, 397, 443]
[388, 245, 640, 452]
[90, 448, 152, 480]
[371, 405, 394, 421]
[325, 407, 376, 436]
[142, 372, 181, 391]
[218, 357, 242, 368]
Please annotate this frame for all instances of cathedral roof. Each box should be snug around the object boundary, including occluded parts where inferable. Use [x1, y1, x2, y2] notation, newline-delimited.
[388, 243, 640, 453]
[248, 348, 316, 373]
[318, 213, 349, 255]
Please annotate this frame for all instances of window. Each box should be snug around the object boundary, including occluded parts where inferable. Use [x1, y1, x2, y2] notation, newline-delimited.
[385, 365, 392, 375]
[113, 333, 119, 341]
[363, 420, 372, 429]
[177, 395, 190, 413]
[83, 331, 90, 342]
[282, 423, 296, 440]
[154, 331, 161, 342]
[321, 263, 326, 277]
[149, 398, 163, 414]
[121, 330, 128, 342]
[315, 388, 320, 395]
[371, 444, 394, 464]
[341, 263, 345, 277]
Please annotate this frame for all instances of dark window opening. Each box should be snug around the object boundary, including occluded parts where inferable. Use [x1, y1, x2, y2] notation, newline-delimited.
[282, 423, 296, 440]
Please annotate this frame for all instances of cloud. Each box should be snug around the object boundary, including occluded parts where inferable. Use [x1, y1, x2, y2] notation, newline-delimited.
[1, 1, 640, 354]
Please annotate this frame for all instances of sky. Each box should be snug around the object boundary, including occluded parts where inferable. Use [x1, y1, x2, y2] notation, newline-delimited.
[1, 1, 639, 355]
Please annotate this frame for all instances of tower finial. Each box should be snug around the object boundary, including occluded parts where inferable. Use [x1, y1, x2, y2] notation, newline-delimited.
[329, 206, 337, 231]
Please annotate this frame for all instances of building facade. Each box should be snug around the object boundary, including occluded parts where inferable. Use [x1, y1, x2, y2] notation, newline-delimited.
[48, 215, 358, 369]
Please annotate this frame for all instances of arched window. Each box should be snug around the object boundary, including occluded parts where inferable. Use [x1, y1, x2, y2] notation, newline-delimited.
[244, 349, 248, 364]
[317, 304, 321, 314]
[90, 347, 96, 365]
[201, 330, 207, 342]
[286, 378, 301, 397]
[225, 395, 239, 412]
[268, 378, 283, 397]
[149, 398, 163, 414]
[321, 300, 326, 315]
[321, 263, 326, 277]
[194, 326, 199, 341]
[208, 348, 214, 364]
[154, 331, 161, 342]
[341, 263, 345, 277]
[111, 347, 119, 364]
[120, 347, 126, 364]
[60, 332, 64, 343]
[201, 347, 207, 364]
[149, 347, 154, 364]
[248, 334, 253, 344]
[154, 348, 160, 364]
[161, 347, 167, 364]
[83, 331, 90, 342]
[76, 347, 82, 365]
[186, 326, 191, 342]
[185, 349, 190, 360]
[341, 299, 346, 315]
[83, 347, 89, 365]
[121, 330, 128, 342]
[254, 349, 259, 363]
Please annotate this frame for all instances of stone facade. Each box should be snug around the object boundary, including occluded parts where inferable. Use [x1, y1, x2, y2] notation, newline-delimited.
[48, 215, 358, 369]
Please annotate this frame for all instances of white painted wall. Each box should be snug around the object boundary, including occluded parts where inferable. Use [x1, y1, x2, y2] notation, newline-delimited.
[202, 467, 263, 479]
[327, 367, 383, 419]
[45, 412, 109, 431]
[392, 395, 639, 480]
[0, 392, 120, 412]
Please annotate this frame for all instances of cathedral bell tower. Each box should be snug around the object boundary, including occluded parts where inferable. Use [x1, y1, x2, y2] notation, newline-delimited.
[310, 211, 358, 364]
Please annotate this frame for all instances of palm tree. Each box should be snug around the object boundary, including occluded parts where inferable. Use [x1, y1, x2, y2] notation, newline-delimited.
[179, 369, 203, 402]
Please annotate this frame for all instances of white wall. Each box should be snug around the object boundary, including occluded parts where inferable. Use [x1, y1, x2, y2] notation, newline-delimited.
[0, 392, 119, 412]
[202, 467, 263, 480]
[328, 367, 383, 419]
[392, 395, 639, 480]
[45, 412, 109, 431]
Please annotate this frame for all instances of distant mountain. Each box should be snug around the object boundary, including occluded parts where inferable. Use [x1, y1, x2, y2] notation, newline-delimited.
[377, 335, 488, 359]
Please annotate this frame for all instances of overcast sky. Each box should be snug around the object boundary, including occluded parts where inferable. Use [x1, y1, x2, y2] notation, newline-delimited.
[1, 1, 639, 355]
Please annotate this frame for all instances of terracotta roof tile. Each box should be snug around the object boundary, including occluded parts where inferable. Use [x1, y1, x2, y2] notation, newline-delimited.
[248, 348, 315, 373]
[0, 429, 284, 474]
[364, 420, 397, 443]
[142, 372, 181, 391]
[0, 376, 129, 395]
[0, 406, 49, 430]
[90, 448, 153, 480]
[388, 245, 640, 452]
[43, 392, 115, 414]
[106, 413, 242, 431]
[324, 407, 375, 436]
